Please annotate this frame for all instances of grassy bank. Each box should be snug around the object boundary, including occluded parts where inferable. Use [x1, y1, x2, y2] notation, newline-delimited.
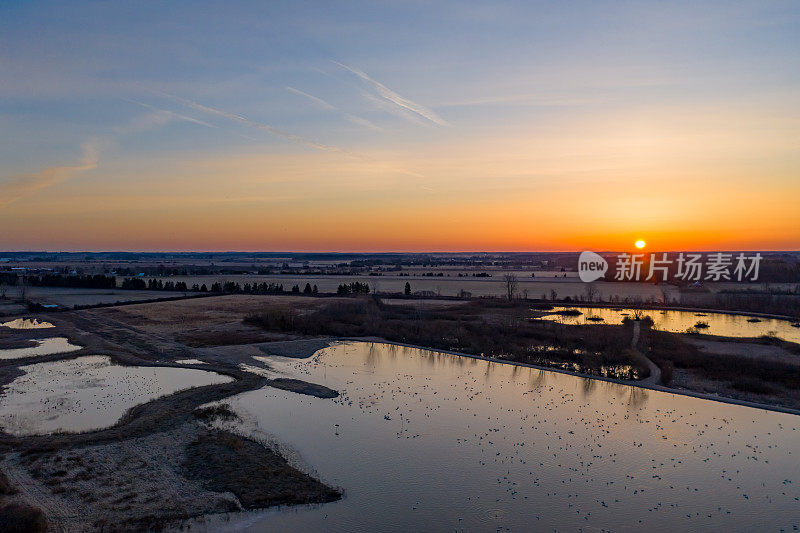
[244, 297, 651, 380]
[182, 429, 341, 510]
[649, 331, 800, 394]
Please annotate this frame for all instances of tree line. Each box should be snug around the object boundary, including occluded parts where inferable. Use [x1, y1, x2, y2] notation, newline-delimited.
[120, 278, 321, 295]
[336, 282, 370, 295]
[23, 274, 117, 289]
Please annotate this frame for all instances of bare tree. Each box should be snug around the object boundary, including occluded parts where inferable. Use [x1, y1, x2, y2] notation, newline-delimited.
[19, 276, 27, 303]
[503, 274, 518, 301]
[585, 283, 598, 303]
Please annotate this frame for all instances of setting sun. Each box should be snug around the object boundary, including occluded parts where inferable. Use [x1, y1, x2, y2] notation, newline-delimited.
[635, 240, 646, 249]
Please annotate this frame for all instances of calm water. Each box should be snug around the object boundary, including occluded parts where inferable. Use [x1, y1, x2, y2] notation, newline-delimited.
[537, 306, 800, 344]
[0, 337, 81, 360]
[203, 342, 800, 532]
[0, 355, 232, 435]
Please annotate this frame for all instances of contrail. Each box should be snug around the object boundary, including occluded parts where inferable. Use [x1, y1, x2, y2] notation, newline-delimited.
[147, 87, 423, 177]
[146, 88, 349, 154]
[122, 99, 217, 129]
[285, 86, 337, 111]
[285, 86, 383, 131]
[333, 61, 449, 127]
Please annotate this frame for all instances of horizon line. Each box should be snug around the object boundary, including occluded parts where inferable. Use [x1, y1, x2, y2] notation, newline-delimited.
[1, 249, 798, 255]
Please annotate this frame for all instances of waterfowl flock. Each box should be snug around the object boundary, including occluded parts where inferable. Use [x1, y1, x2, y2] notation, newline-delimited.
[0, 355, 232, 435]
[217, 341, 800, 532]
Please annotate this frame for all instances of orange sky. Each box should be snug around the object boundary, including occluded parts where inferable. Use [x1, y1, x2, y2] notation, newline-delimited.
[2, 106, 798, 252]
[1, 3, 799, 252]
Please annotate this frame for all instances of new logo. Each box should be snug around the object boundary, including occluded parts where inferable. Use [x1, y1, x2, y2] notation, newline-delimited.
[578, 251, 608, 282]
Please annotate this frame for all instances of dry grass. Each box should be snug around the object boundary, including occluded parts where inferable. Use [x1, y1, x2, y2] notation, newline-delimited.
[193, 404, 240, 422]
[175, 328, 273, 347]
[649, 330, 800, 403]
[14, 425, 242, 531]
[105, 294, 331, 332]
[0, 337, 37, 350]
[267, 378, 339, 398]
[181, 429, 341, 509]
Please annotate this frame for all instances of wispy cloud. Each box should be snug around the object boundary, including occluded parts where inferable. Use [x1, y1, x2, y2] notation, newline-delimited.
[433, 94, 605, 108]
[360, 91, 428, 127]
[285, 86, 337, 111]
[146, 88, 351, 154]
[0, 100, 213, 207]
[147, 88, 423, 177]
[121, 99, 217, 130]
[285, 86, 383, 131]
[333, 61, 449, 127]
[0, 141, 99, 207]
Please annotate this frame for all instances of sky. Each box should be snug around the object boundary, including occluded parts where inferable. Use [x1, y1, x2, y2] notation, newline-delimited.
[0, 0, 798, 252]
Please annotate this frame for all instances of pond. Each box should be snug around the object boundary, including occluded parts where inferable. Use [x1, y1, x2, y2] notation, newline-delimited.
[203, 341, 800, 532]
[0, 355, 233, 435]
[0, 337, 82, 360]
[537, 306, 800, 344]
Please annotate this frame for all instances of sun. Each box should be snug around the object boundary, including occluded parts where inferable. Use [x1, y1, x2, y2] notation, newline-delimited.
[635, 240, 646, 249]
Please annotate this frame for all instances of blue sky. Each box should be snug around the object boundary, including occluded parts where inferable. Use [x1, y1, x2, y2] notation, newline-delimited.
[1, 1, 798, 250]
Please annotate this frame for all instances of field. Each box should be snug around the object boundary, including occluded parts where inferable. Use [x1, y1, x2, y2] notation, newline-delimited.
[1, 286, 186, 311]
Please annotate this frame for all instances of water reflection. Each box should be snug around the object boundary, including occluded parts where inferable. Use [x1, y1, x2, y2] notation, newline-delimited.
[538, 306, 800, 343]
[0, 337, 81, 360]
[205, 342, 800, 532]
[0, 355, 233, 435]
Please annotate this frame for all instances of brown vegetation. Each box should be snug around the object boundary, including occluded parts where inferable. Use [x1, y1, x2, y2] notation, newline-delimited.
[182, 429, 341, 509]
[267, 378, 339, 398]
[0, 337, 37, 350]
[648, 330, 800, 400]
[193, 404, 241, 422]
[176, 329, 273, 347]
[244, 298, 651, 380]
[15, 426, 241, 531]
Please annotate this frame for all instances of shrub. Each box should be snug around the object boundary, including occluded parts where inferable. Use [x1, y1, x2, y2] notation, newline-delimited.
[193, 404, 240, 422]
[730, 377, 776, 395]
[659, 361, 673, 385]
[0, 503, 48, 533]
[0, 470, 16, 495]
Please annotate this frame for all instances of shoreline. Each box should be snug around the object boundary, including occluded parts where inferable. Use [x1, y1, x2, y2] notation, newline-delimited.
[537, 302, 799, 322]
[346, 337, 800, 417]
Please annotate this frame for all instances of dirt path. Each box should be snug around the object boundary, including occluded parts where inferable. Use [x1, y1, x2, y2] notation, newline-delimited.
[631, 321, 661, 385]
[3, 453, 84, 532]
